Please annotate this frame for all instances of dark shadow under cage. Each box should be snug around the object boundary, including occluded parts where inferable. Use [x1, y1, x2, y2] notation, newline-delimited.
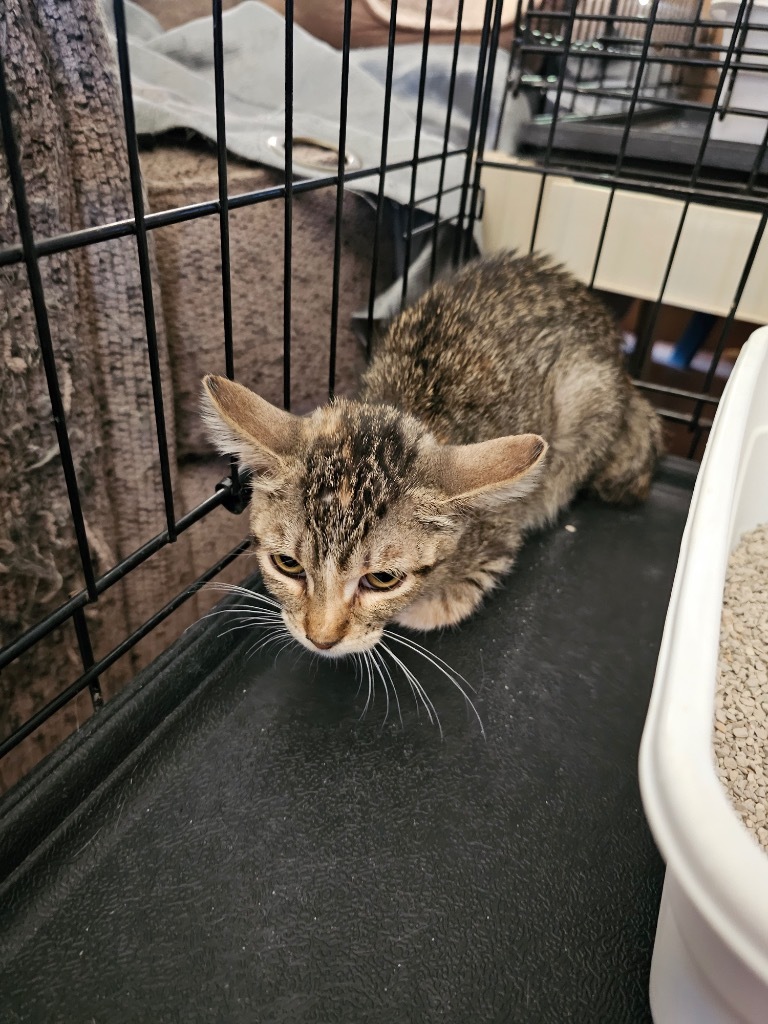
[0, 0, 766, 791]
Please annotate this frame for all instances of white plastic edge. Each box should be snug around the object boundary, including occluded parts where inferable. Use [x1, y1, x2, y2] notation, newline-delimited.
[709, 0, 768, 16]
[639, 327, 768, 988]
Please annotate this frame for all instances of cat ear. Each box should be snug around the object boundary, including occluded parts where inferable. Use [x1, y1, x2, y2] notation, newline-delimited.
[201, 375, 302, 473]
[433, 434, 548, 505]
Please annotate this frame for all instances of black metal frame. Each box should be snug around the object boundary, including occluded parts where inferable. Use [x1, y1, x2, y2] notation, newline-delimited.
[494, 0, 767, 441]
[1, 0, 765, 778]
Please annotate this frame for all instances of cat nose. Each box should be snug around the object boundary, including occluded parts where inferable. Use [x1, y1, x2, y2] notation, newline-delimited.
[308, 636, 340, 651]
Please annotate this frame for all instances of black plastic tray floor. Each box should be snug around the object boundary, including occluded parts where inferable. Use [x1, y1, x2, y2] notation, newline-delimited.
[0, 461, 696, 1024]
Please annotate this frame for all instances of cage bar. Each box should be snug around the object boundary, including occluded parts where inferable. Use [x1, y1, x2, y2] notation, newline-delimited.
[112, 0, 177, 540]
[0, 151, 471, 271]
[0, 49, 98, 601]
[429, 0, 466, 282]
[211, 0, 242, 505]
[366, 0, 400, 350]
[283, 0, 294, 411]
[0, 484, 232, 673]
[401, 0, 434, 303]
[329, 0, 355, 397]
[0, 541, 250, 761]
[453, 0, 497, 265]
[466, 0, 510, 250]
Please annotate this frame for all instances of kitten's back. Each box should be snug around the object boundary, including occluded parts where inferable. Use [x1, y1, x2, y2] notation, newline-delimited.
[361, 251, 623, 444]
[361, 250, 661, 518]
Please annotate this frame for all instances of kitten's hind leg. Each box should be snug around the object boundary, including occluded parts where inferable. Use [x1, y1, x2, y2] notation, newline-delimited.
[589, 383, 664, 506]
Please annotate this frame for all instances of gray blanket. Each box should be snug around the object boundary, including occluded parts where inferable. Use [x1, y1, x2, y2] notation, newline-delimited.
[106, 0, 515, 218]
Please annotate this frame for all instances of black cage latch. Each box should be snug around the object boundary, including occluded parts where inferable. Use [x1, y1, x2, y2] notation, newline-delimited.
[216, 471, 252, 515]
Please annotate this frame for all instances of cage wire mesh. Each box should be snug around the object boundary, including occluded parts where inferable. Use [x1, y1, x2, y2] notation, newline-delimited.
[0, 0, 766, 788]
[490, 0, 768, 450]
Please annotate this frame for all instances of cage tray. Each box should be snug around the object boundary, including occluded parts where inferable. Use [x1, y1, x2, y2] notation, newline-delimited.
[519, 110, 768, 178]
[0, 459, 696, 1024]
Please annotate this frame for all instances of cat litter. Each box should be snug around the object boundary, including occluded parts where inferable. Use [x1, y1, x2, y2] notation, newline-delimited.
[714, 521, 768, 852]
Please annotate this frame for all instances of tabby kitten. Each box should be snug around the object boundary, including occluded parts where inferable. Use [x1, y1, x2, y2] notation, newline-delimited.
[202, 252, 662, 658]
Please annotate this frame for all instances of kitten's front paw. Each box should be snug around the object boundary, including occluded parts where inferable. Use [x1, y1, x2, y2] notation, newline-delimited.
[395, 584, 486, 632]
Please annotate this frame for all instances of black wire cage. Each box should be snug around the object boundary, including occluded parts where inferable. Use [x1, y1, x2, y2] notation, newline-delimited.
[1, 0, 767, 790]
[1, 1, 767, 1019]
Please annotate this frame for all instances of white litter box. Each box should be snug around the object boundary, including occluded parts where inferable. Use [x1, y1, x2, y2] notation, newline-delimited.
[640, 326, 768, 1023]
[709, 0, 768, 145]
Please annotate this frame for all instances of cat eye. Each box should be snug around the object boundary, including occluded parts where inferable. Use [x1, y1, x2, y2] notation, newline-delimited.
[270, 553, 306, 578]
[360, 570, 404, 592]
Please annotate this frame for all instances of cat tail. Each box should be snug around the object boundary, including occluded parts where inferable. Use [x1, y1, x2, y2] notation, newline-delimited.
[589, 380, 664, 506]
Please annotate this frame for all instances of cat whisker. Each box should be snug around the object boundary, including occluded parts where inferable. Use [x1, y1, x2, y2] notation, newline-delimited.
[374, 647, 404, 726]
[367, 651, 381, 718]
[366, 649, 390, 727]
[401, 664, 441, 735]
[352, 653, 364, 698]
[380, 643, 442, 738]
[244, 628, 285, 656]
[203, 603, 283, 633]
[388, 657, 423, 722]
[210, 609, 282, 635]
[359, 651, 375, 722]
[370, 647, 402, 728]
[379, 643, 433, 721]
[209, 608, 282, 622]
[217, 608, 282, 622]
[215, 617, 282, 640]
[370, 653, 378, 711]
[393, 668, 419, 720]
[383, 630, 477, 694]
[203, 581, 281, 609]
[245, 627, 291, 660]
[273, 636, 296, 668]
[228, 606, 282, 622]
[382, 631, 486, 738]
[203, 605, 281, 620]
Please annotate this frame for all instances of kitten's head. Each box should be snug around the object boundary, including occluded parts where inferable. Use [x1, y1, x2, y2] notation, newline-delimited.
[202, 375, 546, 657]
